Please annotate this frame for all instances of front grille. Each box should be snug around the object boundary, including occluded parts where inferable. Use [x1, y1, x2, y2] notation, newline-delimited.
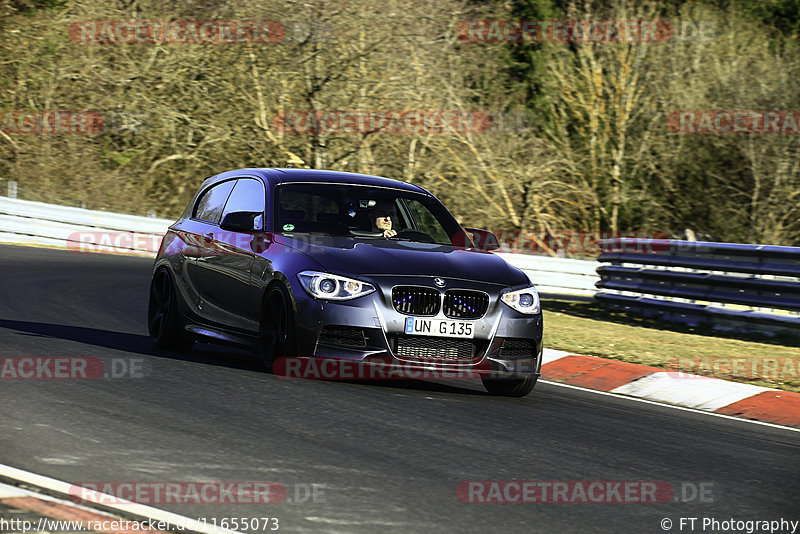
[443, 290, 489, 319]
[391, 335, 481, 362]
[499, 338, 536, 360]
[392, 286, 440, 316]
[317, 326, 367, 348]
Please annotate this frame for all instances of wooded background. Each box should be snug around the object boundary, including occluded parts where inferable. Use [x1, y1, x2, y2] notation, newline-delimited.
[1, 0, 798, 247]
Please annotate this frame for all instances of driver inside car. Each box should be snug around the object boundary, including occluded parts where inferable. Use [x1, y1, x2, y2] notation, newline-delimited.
[371, 203, 397, 238]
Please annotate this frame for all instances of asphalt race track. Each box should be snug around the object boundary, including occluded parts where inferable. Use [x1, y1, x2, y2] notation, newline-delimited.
[0, 244, 798, 533]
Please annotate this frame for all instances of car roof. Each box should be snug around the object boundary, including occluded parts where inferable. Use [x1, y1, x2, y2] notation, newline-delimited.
[209, 168, 429, 195]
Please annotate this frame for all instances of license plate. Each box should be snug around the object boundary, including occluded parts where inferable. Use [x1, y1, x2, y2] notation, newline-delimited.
[404, 317, 474, 338]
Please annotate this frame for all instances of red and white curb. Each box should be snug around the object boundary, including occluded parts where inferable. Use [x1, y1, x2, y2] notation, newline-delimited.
[0, 482, 170, 534]
[540, 348, 800, 429]
[0, 464, 239, 534]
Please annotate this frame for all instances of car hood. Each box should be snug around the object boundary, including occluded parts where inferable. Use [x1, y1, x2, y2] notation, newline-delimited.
[275, 235, 528, 286]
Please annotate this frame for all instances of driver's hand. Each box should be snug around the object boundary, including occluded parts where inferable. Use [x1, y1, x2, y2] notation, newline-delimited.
[384, 229, 397, 238]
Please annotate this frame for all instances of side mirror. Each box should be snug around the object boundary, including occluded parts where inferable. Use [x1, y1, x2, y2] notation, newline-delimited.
[465, 227, 500, 251]
[220, 211, 263, 232]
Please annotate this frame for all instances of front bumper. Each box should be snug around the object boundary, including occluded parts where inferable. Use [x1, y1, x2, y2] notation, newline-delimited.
[290, 276, 543, 379]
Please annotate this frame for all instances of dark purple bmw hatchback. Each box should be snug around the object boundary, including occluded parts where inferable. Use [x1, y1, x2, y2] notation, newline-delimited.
[148, 168, 543, 396]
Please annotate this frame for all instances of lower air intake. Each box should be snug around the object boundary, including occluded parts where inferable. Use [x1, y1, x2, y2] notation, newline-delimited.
[317, 326, 367, 348]
[392, 335, 481, 362]
[498, 338, 537, 360]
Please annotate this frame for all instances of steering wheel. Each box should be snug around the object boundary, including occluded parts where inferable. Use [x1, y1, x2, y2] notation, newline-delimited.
[392, 230, 436, 243]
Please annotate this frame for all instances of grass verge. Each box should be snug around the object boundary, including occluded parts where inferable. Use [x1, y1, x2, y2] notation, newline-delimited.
[542, 300, 800, 393]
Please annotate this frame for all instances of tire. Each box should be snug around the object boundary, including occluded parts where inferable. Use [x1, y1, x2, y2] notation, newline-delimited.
[259, 284, 296, 372]
[481, 375, 537, 397]
[148, 268, 193, 351]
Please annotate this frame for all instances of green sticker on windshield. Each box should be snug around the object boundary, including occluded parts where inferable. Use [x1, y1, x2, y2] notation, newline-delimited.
[283, 223, 295, 232]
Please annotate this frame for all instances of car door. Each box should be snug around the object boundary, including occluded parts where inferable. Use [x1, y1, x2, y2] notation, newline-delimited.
[184, 178, 237, 314]
[194, 177, 266, 332]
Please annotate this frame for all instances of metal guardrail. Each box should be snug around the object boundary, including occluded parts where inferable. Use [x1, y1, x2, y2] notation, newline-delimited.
[596, 238, 800, 336]
[495, 252, 599, 300]
[0, 197, 597, 299]
[0, 197, 172, 256]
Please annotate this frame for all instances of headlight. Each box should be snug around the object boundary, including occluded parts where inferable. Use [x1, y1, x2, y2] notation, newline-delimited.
[500, 286, 541, 314]
[298, 271, 376, 301]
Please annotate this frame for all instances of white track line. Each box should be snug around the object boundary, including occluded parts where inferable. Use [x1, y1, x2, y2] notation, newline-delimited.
[0, 464, 241, 534]
[0, 482, 29, 499]
[539, 379, 800, 433]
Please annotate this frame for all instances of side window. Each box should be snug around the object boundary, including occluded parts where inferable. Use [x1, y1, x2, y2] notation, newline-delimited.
[221, 179, 266, 229]
[194, 180, 236, 224]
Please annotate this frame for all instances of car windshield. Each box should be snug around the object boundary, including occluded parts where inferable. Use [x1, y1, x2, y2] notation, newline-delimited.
[274, 183, 464, 245]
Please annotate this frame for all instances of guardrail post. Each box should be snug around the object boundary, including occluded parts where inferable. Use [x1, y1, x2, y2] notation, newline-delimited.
[8, 181, 17, 199]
